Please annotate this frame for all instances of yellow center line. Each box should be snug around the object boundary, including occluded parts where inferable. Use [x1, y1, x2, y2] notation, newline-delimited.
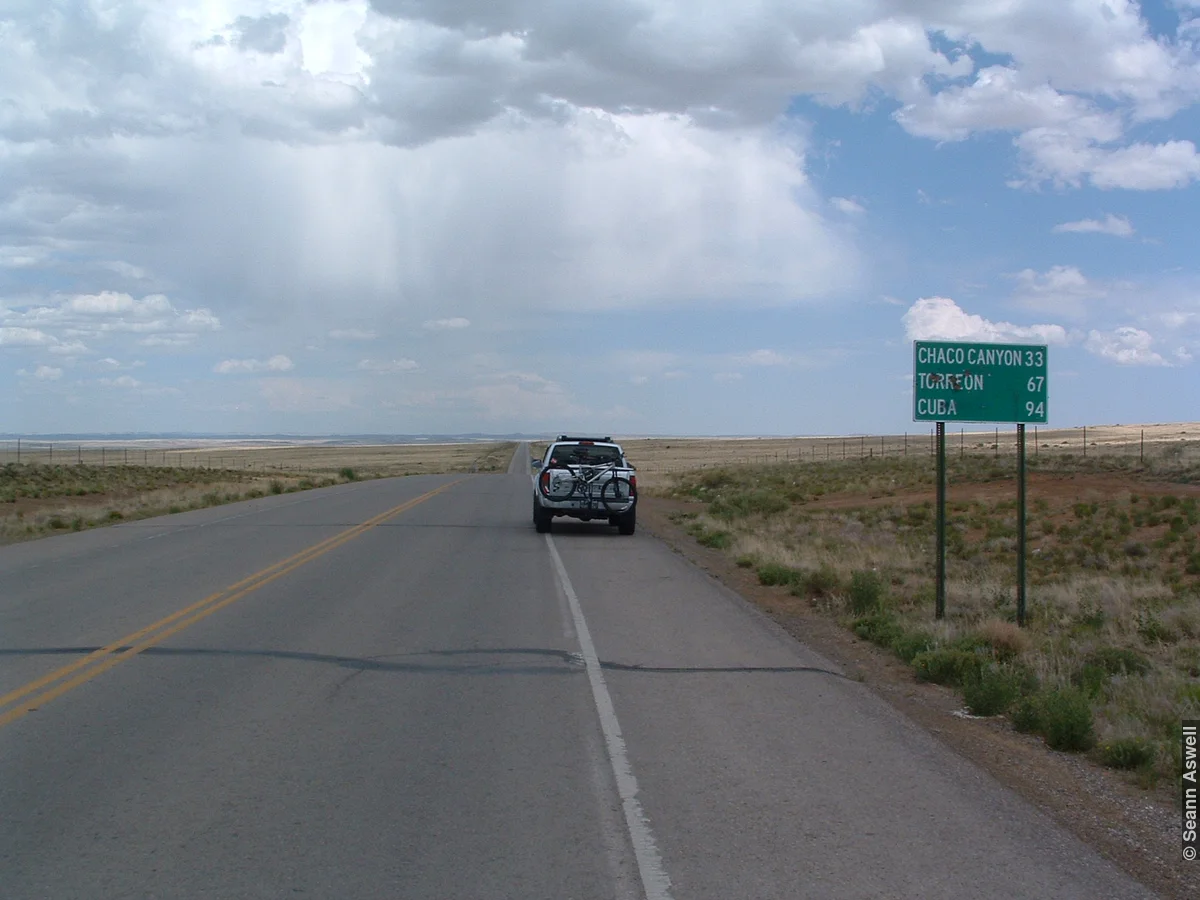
[0, 478, 466, 729]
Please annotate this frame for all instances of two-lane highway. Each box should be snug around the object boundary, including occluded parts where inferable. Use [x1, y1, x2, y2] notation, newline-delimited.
[0, 445, 1156, 898]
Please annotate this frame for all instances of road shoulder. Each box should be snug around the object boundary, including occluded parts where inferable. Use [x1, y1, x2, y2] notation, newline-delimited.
[640, 495, 1192, 900]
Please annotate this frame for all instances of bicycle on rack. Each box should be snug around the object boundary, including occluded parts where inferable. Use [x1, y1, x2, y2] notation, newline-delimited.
[541, 459, 634, 511]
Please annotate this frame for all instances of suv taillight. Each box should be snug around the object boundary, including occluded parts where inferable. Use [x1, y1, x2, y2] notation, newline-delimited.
[629, 474, 637, 495]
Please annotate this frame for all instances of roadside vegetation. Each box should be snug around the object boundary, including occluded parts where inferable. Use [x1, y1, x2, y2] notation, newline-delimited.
[657, 444, 1200, 789]
[0, 464, 352, 543]
[0, 441, 517, 544]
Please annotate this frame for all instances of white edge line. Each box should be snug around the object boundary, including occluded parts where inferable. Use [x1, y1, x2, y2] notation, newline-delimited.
[546, 534, 674, 900]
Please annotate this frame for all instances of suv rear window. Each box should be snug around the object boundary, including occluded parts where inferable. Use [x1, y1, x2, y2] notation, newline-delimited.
[548, 444, 622, 466]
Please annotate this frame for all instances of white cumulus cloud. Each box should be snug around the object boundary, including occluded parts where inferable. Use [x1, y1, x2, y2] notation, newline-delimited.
[422, 318, 471, 330]
[1, 292, 220, 354]
[260, 377, 355, 412]
[1052, 215, 1134, 237]
[1084, 327, 1171, 366]
[214, 355, 295, 374]
[1017, 134, 1200, 191]
[357, 358, 419, 374]
[903, 297, 1068, 345]
[95, 357, 144, 371]
[1012, 266, 1106, 319]
[98, 375, 142, 388]
[830, 197, 865, 215]
[17, 364, 63, 381]
[465, 372, 580, 422]
[1089, 141, 1200, 190]
[0, 326, 57, 347]
[739, 349, 791, 367]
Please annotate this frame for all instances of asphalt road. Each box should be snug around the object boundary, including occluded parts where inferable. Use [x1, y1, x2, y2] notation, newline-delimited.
[0, 445, 1157, 899]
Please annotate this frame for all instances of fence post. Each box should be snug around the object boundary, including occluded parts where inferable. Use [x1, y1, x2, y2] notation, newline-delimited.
[860, 435, 865, 458]
[49, 443, 53, 464]
[1083, 425, 1087, 458]
[904, 432, 908, 456]
[1140, 428, 1144, 463]
[16, 439, 20, 464]
[101, 447, 105, 466]
[78, 444, 82, 465]
[995, 427, 998, 458]
[960, 428, 964, 459]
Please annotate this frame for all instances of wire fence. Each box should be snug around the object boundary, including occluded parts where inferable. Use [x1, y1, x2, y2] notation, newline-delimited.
[624, 424, 1200, 474]
[0, 440, 516, 474]
[2, 425, 1198, 473]
[0, 442, 310, 471]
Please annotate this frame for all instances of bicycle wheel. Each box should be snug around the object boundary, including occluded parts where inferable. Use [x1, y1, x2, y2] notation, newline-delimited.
[599, 476, 634, 511]
[540, 466, 578, 501]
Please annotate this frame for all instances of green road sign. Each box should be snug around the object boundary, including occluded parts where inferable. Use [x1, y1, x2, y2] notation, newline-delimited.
[913, 341, 1048, 423]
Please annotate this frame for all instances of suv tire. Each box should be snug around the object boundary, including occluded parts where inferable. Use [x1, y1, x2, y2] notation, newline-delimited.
[616, 506, 636, 535]
[533, 500, 552, 533]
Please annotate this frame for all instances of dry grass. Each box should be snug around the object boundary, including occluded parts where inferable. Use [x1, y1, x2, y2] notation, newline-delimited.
[1, 462, 246, 504]
[3, 472, 330, 543]
[0, 442, 518, 544]
[657, 443, 1200, 787]
[976, 619, 1032, 657]
[182, 441, 516, 476]
[621, 424, 1200, 492]
[0, 440, 518, 477]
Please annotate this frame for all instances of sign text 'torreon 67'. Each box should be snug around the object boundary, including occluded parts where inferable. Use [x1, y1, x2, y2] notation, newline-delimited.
[913, 341, 1048, 424]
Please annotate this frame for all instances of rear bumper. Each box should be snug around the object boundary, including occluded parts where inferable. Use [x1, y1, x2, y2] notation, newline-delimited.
[535, 495, 636, 517]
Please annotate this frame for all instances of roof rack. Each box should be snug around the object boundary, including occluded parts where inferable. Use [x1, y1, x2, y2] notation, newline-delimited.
[556, 435, 613, 443]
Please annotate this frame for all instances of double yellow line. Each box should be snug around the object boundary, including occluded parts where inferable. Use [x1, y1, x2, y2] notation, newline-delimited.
[0, 479, 465, 730]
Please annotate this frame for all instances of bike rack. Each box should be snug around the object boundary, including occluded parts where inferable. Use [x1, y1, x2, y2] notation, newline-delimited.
[541, 463, 634, 511]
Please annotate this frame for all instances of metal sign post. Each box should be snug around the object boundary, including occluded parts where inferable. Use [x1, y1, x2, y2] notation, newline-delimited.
[936, 422, 946, 619]
[1017, 424, 1027, 626]
[913, 341, 1049, 626]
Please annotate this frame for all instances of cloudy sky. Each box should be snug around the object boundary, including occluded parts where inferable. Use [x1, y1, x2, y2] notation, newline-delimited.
[2, 0, 1199, 436]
